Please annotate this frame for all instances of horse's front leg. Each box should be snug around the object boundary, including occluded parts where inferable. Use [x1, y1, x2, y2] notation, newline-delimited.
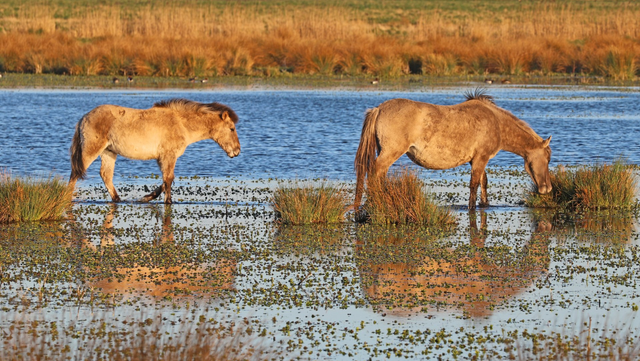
[469, 159, 489, 210]
[158, 155, 177, 204]
[479, 169, 489, 207]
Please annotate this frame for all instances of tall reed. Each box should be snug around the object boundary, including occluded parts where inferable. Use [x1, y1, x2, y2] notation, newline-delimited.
[1, 3, 640, 79]
[525, 161, 637, 210]
[359, 169, 456, 228]
[272, 183, 348, 225]
[0, 172, 72, 223]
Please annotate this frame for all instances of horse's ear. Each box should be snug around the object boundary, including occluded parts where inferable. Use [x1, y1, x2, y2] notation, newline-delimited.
[542, 136, 552, 147]
[221, 111, 230, 121]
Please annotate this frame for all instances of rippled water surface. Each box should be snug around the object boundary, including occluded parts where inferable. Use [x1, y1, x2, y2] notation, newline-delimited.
[2, 87, 640, 360]
[1, 87, 639, 181]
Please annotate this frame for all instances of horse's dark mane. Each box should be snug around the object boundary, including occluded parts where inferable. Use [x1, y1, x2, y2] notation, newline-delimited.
[465, 90, 543, 142]
[464, 88, 495, 104]
[153, 98, 238, 123]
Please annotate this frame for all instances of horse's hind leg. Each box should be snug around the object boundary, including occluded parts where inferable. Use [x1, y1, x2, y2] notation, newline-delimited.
[100, 150, 121, 202]
[373, 148, 406, 179]
[141, 185, 164, 203]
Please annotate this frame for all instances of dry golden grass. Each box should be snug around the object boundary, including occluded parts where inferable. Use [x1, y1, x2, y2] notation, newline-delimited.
[0, 171, 72, 223]
[358, 169, 456, 227]
[525, 161, 638, 210]
[0, 2, 639, 78]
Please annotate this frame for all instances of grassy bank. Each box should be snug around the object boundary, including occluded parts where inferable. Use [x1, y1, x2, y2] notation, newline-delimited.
[0, 172, 72, 223]
[0, 1, 639, 81]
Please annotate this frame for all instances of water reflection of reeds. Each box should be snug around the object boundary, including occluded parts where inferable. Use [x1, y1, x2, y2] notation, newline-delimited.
[532, 209, 637, 244]
[355, 212, 552, 317]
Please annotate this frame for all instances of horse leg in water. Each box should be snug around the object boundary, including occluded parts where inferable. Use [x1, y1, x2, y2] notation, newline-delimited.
[141, 153, 177, 204]
[100, 150, 121, 202]
[469, 158, 490, 210]
[479, 169, 488, 207]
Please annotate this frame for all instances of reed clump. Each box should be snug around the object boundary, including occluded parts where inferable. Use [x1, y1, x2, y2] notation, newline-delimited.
[525, 161, 637, 210]
[0, 172, 72, 223]
[272, 183, 348, 225]
[358, 169, 456, 228]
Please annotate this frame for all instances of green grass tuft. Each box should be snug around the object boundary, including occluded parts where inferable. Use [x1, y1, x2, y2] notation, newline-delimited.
[357, 168, 457, 228]
[525, 160, 637, 210]
[0, 171, 72, 223]
[272, 183, 348, 225]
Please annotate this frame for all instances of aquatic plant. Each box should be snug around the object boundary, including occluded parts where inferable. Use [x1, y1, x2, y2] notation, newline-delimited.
[1, 312, 264, 361]
[0, 171, 72, 223]
[525, 160, 637, 210]
[510, 317, 640, 360]
[272, 183, 348, 225]
[357, 169, 456, 227]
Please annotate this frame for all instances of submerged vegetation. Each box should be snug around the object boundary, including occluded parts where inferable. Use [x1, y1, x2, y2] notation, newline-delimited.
[0, 172, 71, 223]
[357, 169, 456, 228]
[272, 183, 348, 225]
[1, 1, 640, 80]
[526, 161, 638, 210]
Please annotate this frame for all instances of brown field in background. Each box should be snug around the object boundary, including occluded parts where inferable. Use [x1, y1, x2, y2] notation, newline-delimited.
[1, 2, 639, 79]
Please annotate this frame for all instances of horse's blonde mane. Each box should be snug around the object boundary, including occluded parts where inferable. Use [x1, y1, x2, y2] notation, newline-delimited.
[465, 90, 542, 142]
[153, 98, 238, 123]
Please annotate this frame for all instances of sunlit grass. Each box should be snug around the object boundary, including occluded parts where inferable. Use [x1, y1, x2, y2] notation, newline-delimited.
[357, 169, 456, 227]
[272, 183, 348, 225]
[525, 160, 637, 210]
[0, 171, 72, 223]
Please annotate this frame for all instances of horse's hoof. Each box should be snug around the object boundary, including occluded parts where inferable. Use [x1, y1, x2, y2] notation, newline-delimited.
[478, 202, 490, 208]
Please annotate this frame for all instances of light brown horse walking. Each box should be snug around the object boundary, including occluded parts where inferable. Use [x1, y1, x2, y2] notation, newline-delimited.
[69, 99, 241, 204]
[354, 92, 552, 210]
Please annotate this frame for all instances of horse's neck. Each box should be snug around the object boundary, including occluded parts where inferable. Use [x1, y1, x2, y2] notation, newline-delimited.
[184, 114, 213, 144]
[499, 115, 541, 157]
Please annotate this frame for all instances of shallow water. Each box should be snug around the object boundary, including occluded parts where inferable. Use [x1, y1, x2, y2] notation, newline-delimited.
[1, 86, 639, 181]
[1, 86, 640, 360]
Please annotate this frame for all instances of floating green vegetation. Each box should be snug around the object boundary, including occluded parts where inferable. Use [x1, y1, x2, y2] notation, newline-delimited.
[526, 160, 638, 210]
[0, 171, 72, 223]
[358, 169, 456, 228]
[271, 183, 348, 225]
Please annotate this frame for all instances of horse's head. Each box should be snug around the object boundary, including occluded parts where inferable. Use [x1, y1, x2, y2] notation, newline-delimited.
[524, 136, 552, 194]
[211, 110, 241, 158]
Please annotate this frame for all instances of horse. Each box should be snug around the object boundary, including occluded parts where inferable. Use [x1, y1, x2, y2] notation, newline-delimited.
[354, 91, 552, 210]
[68, 98, 241, 204]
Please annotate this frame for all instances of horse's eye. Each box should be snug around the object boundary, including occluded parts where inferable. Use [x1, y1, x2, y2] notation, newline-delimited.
[230, 128, 235, 132]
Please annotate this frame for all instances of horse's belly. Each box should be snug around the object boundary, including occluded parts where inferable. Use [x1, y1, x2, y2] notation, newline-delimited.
[407, 145, 471, 170]
[107, 141, 159, 160]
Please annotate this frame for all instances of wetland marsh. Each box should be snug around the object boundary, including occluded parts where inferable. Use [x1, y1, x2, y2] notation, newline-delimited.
[1, 87, 640, 359]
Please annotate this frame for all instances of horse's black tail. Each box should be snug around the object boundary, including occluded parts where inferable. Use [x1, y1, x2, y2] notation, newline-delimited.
[69, 122, 86, 182]
[354, 107, 379, 209]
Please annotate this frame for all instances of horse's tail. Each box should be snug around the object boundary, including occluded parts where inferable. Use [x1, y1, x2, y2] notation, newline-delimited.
[354, 107, 380, 209]
[69, 122, 86, 182]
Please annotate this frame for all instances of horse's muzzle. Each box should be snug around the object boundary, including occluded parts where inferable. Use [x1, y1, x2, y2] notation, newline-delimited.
[537, 184, 552, 194]
[226, 148, 241, 158]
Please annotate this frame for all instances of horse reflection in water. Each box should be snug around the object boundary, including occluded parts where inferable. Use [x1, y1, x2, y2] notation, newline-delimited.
[357, 212, 552, 318]
[82, 204, 235, 299]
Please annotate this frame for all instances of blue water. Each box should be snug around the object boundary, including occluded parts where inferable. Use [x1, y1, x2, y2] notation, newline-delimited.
[1, 87, 639, 183]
